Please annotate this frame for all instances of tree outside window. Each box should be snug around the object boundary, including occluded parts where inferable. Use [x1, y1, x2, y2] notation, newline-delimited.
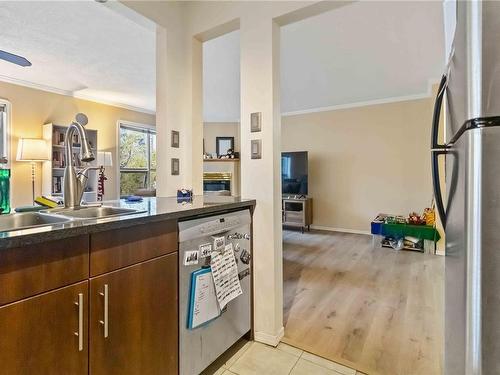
[119, 123, 156, 197]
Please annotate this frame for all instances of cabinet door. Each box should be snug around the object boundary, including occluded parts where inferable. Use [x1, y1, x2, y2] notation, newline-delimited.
[90, 253, 178, 375]
[0, 281, 89, 375]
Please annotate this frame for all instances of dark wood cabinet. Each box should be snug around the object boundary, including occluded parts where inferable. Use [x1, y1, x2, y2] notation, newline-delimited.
[0, 219, 180, 375]
[0, 281, 89, 375]
[89, 253, 178, 375]
[0, 235, 89, 306]
[90, 220, 177, 276]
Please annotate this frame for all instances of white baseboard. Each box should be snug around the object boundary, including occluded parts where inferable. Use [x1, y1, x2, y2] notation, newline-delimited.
[309, 225, 371, 236]
[436, 250, 445, 256]
[254, 326, 284, 347]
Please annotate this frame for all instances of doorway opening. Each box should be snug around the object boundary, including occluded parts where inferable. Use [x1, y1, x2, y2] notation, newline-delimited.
[280, 3, 446, 375]
[202, 30, 241, 198]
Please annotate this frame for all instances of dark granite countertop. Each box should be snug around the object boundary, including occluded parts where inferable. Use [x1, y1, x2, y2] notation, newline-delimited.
[0, 196, 255, 250]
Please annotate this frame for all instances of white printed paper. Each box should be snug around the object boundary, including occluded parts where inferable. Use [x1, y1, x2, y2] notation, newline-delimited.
[191, 271, 220, 328]
[183, 250, 199, 266]
[199, 243, 212, 258]
[210, 243, 243, 309]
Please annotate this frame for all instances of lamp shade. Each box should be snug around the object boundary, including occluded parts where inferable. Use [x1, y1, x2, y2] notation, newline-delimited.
[16, 138, 49, 161]
[97, 151, 113, 167]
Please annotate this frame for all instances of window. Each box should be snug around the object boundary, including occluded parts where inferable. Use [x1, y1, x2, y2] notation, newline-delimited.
[118, 123, 156, 197]
[281, 155, 291, 179]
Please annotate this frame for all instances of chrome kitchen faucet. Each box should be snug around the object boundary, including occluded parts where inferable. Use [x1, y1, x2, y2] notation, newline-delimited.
[63, 113, 97, 208]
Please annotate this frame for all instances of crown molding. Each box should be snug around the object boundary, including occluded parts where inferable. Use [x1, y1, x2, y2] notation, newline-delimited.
[282, 92, 432, 117]
[0, 75, 156, 116]
[0, 74, 70, 96]
[204, 79, 441, 121]
[283, 79, 440, 117]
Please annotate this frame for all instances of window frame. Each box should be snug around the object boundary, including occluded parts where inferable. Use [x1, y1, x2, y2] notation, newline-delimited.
[0, 99, 11, 166]
[116, 121, 156, 198]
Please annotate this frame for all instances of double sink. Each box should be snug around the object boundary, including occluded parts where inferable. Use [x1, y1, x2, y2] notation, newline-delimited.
[0, 206, 143, 233]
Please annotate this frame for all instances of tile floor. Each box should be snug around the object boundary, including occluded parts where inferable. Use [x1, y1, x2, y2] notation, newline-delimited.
[202, 340, 367, 375]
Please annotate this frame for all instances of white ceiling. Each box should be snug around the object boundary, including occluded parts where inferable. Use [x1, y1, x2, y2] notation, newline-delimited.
[203, 1, 445, 122]
[0, 1, 445, 119]
[0, 1, 156, 113]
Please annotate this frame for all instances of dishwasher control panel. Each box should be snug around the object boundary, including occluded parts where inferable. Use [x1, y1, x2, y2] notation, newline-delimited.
[199, 216, 241, 235]
[179, 211, 249, 242]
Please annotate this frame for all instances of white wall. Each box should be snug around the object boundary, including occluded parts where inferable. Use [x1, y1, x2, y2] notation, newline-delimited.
[282, 96, 435, 233]
[203, 31, 240, 122]
[125, 1, 203, 196]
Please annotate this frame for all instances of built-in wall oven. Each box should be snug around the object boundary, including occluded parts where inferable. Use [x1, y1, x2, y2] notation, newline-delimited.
[178, 209, 252, 375]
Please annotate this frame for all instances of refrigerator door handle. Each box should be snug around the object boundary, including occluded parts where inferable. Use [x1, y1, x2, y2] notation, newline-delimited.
[431, 74, 449, 228]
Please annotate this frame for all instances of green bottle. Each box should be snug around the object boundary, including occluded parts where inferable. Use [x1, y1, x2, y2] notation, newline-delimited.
[0, 157, 10, 215]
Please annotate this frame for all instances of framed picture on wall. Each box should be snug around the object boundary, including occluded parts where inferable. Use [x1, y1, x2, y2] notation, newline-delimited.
[216, 137, 234, 156]
[171, 130, 180, 148]
[171, 158, 180, 175]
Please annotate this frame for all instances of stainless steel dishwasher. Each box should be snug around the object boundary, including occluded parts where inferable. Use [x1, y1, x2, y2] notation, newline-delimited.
[178, 209, 252, 375]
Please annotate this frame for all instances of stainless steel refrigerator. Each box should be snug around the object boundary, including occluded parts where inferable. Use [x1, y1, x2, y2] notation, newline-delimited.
[431, 2, 500, 374]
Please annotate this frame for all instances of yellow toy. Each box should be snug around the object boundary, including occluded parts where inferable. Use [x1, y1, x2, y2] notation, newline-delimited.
[423, 206, 436, 226]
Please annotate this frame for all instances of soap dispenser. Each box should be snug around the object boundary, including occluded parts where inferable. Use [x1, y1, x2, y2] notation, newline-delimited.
[0, 157, 10, 214]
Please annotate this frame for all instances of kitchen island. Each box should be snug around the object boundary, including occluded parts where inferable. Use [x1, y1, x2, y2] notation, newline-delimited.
[0, 196, 255, 375]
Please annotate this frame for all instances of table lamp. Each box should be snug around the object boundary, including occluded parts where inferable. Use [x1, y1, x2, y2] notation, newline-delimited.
[97, 151, 113, 201]
[16, 138, 49, 204]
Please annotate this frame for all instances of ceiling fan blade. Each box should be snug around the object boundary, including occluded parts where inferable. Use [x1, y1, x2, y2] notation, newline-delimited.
[0, 50, 31, 67]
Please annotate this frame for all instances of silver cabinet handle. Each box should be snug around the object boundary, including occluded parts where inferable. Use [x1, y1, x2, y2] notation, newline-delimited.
[99, 284, 109, 338]
[74, 293, 84, 351]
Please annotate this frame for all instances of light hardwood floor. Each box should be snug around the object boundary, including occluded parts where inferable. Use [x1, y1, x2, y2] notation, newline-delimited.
[282, 230, 444, 375]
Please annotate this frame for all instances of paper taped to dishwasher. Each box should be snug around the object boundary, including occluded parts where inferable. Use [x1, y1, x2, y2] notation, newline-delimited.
[187, 268, 221, 329]
[210, 243, 243, 309]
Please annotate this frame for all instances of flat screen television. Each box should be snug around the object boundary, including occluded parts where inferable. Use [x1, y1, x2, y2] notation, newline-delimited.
[281, 151, 308, 195]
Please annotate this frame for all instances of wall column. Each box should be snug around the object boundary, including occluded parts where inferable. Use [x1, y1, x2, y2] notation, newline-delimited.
[156, 23, 203, 196]
[240, 13, 283, 345]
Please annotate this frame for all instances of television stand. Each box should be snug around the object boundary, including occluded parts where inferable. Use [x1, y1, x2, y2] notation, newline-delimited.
[282, 196, 312, 233]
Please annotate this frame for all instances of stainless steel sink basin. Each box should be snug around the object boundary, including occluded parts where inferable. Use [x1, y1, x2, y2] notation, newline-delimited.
[0, 212, 72, 232]
[49, 206, 143, 219]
